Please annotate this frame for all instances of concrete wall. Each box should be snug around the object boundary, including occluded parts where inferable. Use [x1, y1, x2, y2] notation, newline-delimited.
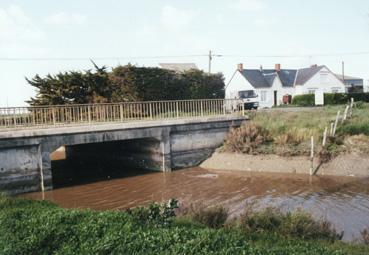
[0, 117, 245, 194]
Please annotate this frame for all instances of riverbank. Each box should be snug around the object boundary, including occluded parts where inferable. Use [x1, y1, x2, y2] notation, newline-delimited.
[213, 103, 369, 177]
[1, 195, 369, 254]
[201, 152, 369, 177]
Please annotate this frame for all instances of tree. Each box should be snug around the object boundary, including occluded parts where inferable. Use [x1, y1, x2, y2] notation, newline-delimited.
[27, 62, 112, 106]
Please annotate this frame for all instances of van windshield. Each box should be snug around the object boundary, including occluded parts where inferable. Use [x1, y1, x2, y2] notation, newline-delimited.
[238, 90, 257, 98]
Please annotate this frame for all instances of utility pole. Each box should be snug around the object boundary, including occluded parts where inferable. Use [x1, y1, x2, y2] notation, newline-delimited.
[342, 61, 345, 81]
[208, 50, 222, 74]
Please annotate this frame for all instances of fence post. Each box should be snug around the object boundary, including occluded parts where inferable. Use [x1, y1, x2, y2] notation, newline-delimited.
[200, 101, 204, 117]
[332, 110, 340, 137]
[52, 108, 56, 125]
[88, 105, 91, 124]
[322, 126, 328, 147]
[175, 101, 179, 118]
[342, 105, 349, 123]
[150, 102, 153, 120]
[349, 97, 354, 118]
[13, 108, 17, 127]
[310, 136, 314, 176]
[120, 104, 123, 122]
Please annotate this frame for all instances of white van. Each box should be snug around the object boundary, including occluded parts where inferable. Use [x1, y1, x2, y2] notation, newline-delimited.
[229, 90, 259, 110]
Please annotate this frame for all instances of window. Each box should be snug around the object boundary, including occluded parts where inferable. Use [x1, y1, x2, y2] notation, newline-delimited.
[260, 91, 267, 102]
[320, 72, 329, 84]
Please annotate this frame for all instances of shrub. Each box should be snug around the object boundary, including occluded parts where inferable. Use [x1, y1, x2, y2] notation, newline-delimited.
[292, 93, 369, 106]
[337, 122, 369, 136]
[127, 199, 178, 227]
[361, 229, 369, 245]
[223, 122, 269, 153]
[240, 207, 341, 241]
[291, 94, 315, 106]
[186, 205, 229, 228]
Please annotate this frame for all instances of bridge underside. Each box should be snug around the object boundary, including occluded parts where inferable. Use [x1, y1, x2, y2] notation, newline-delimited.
[0, 116, 245, 194]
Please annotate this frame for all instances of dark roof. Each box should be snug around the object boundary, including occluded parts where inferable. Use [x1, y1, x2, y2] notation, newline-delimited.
[295, 65, 324, 85]
[240, 70, 271, 88]
[239, 65, 326, 88]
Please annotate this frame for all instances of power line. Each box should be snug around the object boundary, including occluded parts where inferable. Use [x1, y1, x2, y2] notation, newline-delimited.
[0, 54, 208, 61]
[0, 51, 369, 62]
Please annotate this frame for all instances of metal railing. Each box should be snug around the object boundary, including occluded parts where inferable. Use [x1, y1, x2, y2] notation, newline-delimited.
[0, 99, 245, 129]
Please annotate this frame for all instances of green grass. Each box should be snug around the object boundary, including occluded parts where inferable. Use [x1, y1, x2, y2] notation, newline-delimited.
[1, 195, 369, 254]
[223, 103, 369, 156]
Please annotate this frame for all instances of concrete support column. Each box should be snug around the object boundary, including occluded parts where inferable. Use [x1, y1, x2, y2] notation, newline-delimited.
[160, 129, 172, 172]
[39, 145, 53, 191]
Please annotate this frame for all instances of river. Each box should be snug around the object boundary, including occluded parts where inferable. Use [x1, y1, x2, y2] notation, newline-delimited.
[21, 167, 369, 242]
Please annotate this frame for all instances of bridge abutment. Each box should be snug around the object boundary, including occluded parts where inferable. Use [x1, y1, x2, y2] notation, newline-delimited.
[0, 116, 245, 194]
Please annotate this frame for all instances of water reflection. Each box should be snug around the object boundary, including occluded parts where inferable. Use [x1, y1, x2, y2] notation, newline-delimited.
[22, 167, 369, 241]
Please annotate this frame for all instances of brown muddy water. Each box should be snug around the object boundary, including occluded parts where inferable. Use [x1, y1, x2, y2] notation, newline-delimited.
[22, 167, 369, 242]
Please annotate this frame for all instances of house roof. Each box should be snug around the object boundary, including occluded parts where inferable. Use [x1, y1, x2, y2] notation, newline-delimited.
[295, 65, 324, 85]
[159, 63, 198, 72]
[239, 65, 326, 88]
[335, 74, 363, 81]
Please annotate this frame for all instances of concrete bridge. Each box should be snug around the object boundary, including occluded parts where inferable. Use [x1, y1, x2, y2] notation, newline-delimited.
[0, 99, 246, 194]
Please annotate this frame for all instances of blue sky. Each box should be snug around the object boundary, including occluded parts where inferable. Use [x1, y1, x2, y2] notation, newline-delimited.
[1, 0, 369, 106]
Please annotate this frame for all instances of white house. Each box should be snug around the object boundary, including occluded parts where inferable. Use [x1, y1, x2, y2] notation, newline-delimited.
[226, 63, 346, 108]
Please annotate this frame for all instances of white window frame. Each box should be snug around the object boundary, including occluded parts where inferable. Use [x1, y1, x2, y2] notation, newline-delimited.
[307, 88, 317, 94]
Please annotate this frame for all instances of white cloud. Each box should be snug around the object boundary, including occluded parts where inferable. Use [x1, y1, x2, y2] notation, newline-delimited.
[44, 12, 87, 25]
[230, 0, 267, 12]
[0, 5, 44, 42]
[160, 5, 195, 30]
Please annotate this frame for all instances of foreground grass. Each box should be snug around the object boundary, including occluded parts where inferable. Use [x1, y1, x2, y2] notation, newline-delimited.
[1, 195, 369, 254]
[223, 103, 369, 156]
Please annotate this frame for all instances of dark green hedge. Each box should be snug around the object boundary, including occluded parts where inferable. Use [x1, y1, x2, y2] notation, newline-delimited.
[292, 93, 369, 106]
[291, 94, 315, 106]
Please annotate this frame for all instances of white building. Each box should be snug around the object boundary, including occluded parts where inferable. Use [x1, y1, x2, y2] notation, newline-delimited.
[226, 64, 346, 108]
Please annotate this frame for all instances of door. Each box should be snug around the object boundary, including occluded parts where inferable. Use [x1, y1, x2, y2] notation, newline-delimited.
[274, 91, 277, 106]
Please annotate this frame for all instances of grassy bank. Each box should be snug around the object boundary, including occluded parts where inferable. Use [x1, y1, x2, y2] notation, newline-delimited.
[1, 195, 369, 254]
[223, 103, 369, 156]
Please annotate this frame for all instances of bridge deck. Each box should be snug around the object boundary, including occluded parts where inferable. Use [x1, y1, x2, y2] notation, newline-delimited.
[0, 115, 247, 139]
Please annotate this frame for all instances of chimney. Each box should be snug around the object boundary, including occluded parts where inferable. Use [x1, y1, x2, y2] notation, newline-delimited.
[310, 64, 318, 68]
[275, 63, 281, 71]
[237, 63, 243, 71]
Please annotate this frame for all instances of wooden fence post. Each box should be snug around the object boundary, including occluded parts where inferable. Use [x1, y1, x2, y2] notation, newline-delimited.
[322, 127, 328, 147]
[310, 136, 314, 176]
[342, 105, 349, 123]
[332, 110, 340, 137]
[349, 97, 354, 118]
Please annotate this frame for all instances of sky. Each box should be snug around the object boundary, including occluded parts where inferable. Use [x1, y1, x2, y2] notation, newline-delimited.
[0, 0, 369, 106]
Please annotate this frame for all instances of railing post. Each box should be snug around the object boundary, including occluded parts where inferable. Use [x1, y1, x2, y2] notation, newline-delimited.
[200, 101, 204, 117]
[242, 100, 245, 116]
[13, 108, 17, 127]
[223, 100, 226, 115]
[120, 104, 123, 122]
[176, 101, 179, 118]
[149, 102, 153, 120]
[88, 105, 91, 124]
[52, 108, 56, 125]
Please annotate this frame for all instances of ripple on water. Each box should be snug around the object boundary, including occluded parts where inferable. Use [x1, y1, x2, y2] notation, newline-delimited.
[21, 168, 369, 241]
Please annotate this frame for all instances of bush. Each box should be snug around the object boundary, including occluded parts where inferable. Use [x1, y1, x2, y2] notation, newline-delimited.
[337, 122, 369, 136]
[223, 122, 269, 153]
[291, 94, 315, 106]
[240, 207, 341, 241]
[292, 93, 369, 106]
[185, 205, 229, 228]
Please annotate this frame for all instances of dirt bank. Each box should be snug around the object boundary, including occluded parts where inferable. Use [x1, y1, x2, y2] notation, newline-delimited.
[201, 152, 369, 177]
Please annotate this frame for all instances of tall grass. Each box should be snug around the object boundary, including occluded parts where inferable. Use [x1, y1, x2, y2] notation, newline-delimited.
[223, 103, 369, 156]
